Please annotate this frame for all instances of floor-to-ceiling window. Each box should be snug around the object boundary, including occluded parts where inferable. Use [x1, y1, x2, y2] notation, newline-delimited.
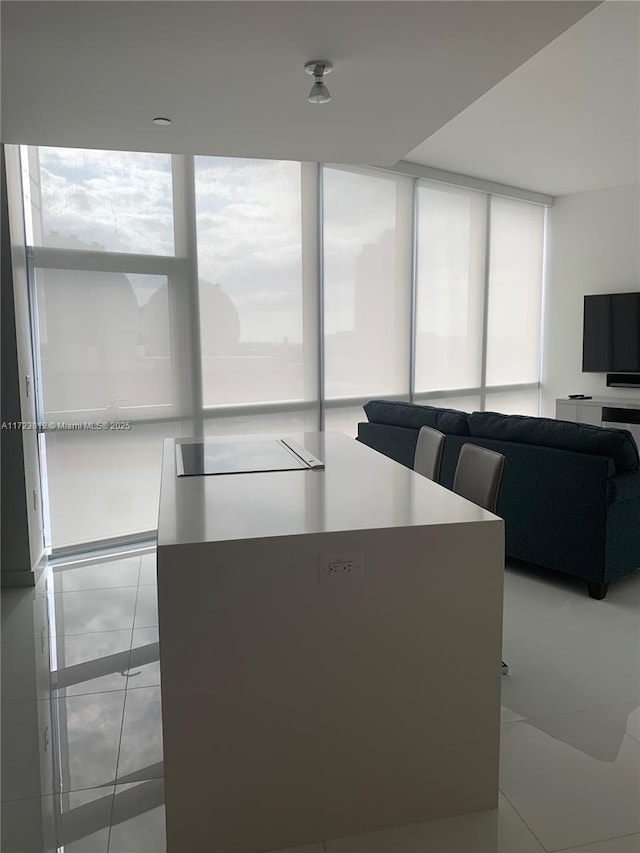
[414, 182, 486, 413]
[17, 145, 548, 550]
[23, 148, 193, 547]
[194, 157, 320, 438]
[414, 182, 545, 414]
[484, 196, 545, 414]
[322, 165, 413, 435]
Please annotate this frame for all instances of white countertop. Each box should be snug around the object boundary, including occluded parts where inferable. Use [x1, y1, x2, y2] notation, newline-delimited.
[157, 432, 497, 548]
[556, 396, 640, 407]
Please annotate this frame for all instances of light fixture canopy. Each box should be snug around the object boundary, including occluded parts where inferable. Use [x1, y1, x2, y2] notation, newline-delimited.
[304, 61, 333, 104]
[153, 117, 172, 126]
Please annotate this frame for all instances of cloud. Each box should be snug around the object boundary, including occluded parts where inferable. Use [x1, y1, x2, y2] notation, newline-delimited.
[30, 148, 409, 344]
[37, 147, 174, 255]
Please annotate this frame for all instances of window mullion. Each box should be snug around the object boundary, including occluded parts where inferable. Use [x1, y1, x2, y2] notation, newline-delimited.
[479, 195, 492, 412]
[30, 246, 182, 276]
[317, 163, 325, 431]
[171, 154, 203, 435]
[300, 162, 321, 430]
[409, 177, 418, 403]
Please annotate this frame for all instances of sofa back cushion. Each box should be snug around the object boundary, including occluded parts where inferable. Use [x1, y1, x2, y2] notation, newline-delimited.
[468, 411, 640, 472]
[364, 400, 470, 436]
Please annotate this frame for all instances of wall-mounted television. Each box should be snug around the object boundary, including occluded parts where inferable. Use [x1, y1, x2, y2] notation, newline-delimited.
[582, 292, 640, 373]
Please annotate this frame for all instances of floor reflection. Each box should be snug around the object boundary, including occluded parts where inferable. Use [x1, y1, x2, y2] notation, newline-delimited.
[1, 550, 166, 852]
[3, 550, 640, 853]
[1, 781, 166, 853]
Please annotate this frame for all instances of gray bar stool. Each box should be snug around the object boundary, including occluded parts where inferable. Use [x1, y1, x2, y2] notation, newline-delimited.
[414, 425, 446, 482]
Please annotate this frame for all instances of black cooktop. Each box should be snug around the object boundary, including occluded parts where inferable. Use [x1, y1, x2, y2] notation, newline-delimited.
[176, 438, 324, 477]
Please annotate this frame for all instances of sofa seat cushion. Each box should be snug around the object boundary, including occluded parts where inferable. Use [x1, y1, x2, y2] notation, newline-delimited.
[468, 411, 640, 473]
[364, 400, 469, 436]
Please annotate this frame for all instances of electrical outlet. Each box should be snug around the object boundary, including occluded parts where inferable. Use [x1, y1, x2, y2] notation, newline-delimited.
[318, 552, 363, 584]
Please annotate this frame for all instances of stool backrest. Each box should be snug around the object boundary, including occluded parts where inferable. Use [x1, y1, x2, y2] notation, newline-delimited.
[414, 425, 446, 482]
[453, 443, 505, 513]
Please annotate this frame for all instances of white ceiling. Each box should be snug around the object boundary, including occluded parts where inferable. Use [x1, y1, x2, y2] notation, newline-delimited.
[404, 0, 640, 196]
[1, 1, 598, 173]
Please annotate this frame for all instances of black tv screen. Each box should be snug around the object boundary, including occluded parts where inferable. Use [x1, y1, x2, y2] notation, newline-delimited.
[582, 292, 640, 372]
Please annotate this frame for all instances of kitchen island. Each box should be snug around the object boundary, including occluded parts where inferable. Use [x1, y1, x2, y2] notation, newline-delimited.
[157, 432, 504, 852]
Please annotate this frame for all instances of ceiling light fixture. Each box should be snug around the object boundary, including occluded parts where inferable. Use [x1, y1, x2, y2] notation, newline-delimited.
[153, 117, 172, 126]
[304, 61, 333, 104]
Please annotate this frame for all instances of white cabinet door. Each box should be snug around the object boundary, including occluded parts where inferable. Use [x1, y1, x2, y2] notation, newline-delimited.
[556, 402, 577, 422]
[576, 405, 602, 426]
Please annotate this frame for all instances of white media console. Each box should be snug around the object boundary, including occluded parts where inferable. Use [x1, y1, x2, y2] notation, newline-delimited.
[556, 396, 640, 445]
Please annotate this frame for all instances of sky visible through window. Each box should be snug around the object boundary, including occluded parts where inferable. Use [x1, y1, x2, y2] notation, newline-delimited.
[36, 147, 175, 256]
[27, 146, 543, 387]
[31, 148, 402, 345]
[194, 156, 303, 345]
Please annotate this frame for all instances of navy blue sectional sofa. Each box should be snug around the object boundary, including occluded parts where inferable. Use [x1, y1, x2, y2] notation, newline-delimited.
[357, 400, 640, 599]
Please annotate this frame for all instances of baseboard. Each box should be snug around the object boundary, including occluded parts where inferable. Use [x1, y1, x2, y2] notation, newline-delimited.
[1, 548, 48, 588]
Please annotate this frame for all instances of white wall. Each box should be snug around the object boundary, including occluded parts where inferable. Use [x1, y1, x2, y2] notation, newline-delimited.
[542, 182, 640, 417]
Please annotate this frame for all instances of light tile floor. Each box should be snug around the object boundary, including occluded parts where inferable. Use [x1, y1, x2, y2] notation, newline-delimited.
[2, 549, 639, 853]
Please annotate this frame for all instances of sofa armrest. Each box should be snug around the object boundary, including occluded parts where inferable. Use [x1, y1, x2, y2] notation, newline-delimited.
[606, 471, 640, 504]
